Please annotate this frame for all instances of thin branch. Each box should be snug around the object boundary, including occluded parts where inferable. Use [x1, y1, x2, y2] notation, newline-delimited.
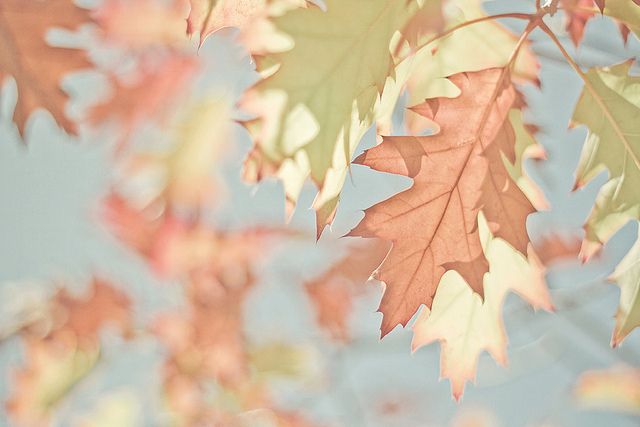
[507, 20, 538, 68]
[400, 13, 532, 62]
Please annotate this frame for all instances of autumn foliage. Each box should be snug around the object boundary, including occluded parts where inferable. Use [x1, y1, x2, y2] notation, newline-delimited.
[1, 0, 640, 424]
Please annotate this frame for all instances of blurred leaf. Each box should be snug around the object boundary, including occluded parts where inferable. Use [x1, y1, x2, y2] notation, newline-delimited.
[305, 239, 390, 342]
[0, 0, 93, 135]
[95, 0, 190, 49]
[6, 279, 132, 425]
[76, 390, 142, 427]
[574, 367, 640, 414]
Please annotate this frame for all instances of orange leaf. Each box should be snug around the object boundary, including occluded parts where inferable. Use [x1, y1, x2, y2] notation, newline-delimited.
[349, 69, 535, 337]
[0, 0, 92, 136]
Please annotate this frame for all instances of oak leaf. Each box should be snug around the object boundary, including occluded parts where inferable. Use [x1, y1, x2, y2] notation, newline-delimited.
[349, 69, 536, 336]
[609, 229, 640, 347]
[402, 0, 539, 134]
[412, 215, 551, 399]
[241, 0, 423, 236]
[0, 0, 93, 136]
[572, 61, 640, 256]
[603, 0, 640, 40]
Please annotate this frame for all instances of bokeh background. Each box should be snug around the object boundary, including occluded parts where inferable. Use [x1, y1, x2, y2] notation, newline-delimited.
[0, 0, 639, 425]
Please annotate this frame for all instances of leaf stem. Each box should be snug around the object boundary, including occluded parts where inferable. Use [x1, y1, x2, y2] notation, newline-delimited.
[402, 12, 531, 60]
[507, 20, 537, 68]
[537, 21, 640, 172]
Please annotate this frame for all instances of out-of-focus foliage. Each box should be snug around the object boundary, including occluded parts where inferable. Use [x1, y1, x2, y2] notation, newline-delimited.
[1, 0, 639, 422]
[574, 367, 640, 414]
[5, 279, 131, 425]
[304, 239, 390, 343]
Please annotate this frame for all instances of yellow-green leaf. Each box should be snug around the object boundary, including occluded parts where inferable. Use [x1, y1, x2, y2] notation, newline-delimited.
[572, 61, 640, 248]
[610, 228, 640, 347]
[241, 0, 422, 234]
[604, 0, 640, 38]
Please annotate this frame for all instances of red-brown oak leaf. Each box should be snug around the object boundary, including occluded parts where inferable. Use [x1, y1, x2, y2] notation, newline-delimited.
[348, 69, 535, 337]
[0, 0, 93, 136]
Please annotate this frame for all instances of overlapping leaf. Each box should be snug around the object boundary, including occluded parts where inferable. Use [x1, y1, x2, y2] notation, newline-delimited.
[505, 109, 548, 209]
[349, 69, 537, 336]
[241, 0, 424, 236]
[572, 61, 640, 254]
[603, 0, 640, 40]
[412, 215, 552, 399]
[401, 0, 539, 134]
